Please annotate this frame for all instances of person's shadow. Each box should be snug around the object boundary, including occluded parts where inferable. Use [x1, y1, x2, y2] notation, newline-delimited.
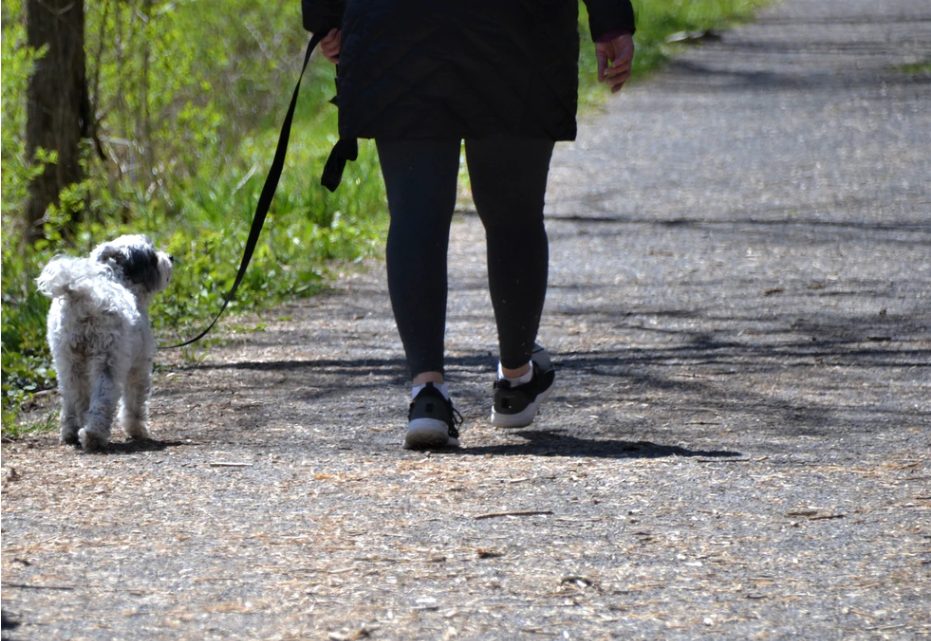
[458, 429, 742, 459]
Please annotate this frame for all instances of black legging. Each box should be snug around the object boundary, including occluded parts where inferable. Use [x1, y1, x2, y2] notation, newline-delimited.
[376, 138, 554, 378]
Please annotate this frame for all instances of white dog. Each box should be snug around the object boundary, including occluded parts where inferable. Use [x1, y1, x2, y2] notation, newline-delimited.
[36, 235, 174, 451]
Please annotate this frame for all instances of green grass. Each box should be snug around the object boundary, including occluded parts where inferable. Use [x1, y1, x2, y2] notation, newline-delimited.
[892, 61, 931, 74]
[632, 0, 769, 72]
[1, 0, 770, 436]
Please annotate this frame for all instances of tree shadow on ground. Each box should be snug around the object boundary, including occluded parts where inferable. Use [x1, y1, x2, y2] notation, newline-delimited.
[163, 314, 929, 441]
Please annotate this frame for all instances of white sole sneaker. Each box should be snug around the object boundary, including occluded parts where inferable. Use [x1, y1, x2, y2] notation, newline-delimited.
[404, 418, 460, 450]
[491, 383, 555, 428]
[490, 345, 556, 429]
[403, 383, 461, 450]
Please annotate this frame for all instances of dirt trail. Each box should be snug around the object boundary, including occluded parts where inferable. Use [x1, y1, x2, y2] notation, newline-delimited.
[3, 0, 930, 639]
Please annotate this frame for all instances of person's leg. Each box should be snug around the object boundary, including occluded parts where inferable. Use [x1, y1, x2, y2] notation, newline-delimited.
[376, 138, 461, 385]
[465, 137, 555, 372]
[376, 138, 463, 449]
[465, 137, 557, 428]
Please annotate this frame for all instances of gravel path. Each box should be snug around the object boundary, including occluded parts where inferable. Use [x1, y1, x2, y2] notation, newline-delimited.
[3, 0, 930, 639]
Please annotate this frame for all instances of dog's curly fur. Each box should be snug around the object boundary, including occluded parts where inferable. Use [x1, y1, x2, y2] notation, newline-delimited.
[36, 235, 174, 452]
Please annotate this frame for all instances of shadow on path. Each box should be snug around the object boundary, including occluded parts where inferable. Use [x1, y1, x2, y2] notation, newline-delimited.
[97, 438, 188, 456]
[162, 306, 930, 443]
[458, 430, 742, 460]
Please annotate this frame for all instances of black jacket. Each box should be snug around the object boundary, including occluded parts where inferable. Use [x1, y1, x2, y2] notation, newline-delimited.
[316, 0, 635, 141]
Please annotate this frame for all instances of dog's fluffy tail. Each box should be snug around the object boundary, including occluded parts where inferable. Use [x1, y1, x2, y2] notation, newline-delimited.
[36, 256, 111, 300]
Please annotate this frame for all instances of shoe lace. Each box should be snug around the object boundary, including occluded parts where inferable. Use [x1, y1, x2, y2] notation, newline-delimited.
[448, 404, 463, 438]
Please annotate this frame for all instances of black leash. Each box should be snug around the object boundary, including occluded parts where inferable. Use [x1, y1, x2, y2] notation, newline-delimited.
[163, 31, 325, 349]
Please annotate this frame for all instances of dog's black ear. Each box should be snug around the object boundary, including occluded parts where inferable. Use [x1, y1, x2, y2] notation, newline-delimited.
[122, 246, 161, 291]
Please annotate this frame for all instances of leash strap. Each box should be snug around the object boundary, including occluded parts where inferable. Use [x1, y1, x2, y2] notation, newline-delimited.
[164, 31, 325, 349]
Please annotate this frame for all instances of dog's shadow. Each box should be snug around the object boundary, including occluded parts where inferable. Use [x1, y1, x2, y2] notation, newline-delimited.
[78, 438, 186, 455]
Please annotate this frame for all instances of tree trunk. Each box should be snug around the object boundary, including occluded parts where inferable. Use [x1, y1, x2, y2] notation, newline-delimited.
[24, 0, 91, 244]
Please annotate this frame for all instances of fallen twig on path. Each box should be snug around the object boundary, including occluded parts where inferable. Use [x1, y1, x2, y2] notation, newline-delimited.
[1, 582, 148, 595]
[473, 510, 554, 520]
[1, 582, 75, 591]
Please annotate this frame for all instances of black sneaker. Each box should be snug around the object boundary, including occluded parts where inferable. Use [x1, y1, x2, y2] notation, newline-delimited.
[404, 383, 462, 450]
[491, 344, 556, 428]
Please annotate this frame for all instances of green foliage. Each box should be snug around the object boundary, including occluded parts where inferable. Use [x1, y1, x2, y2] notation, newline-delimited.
[1, 0, 769, 435]
[0, 286, 55, 430]
[629, 0, 770, 72]
[1, 0, 387, 433]
[1, 0, 44, 237]
[1, 0, 52, 430]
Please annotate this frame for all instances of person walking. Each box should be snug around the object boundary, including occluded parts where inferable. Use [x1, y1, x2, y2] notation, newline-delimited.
[310, 1, 636, 449]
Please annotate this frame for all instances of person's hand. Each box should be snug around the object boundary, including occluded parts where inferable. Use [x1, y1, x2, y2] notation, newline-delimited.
[320, 28, 341, 64]
[595, 34, 635, 94]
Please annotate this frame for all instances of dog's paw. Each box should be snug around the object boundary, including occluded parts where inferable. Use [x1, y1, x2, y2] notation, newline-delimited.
[124, 421, 151, 440]
[78, 428, 109, 453]
[60, 426, 80, 446]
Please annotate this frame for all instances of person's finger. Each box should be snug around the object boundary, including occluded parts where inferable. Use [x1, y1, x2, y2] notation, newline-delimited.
[596, 49, 609, 83]
[608, 67, 631, 91]
[321, 28, 341, 64]
[321, 43, 339, 64]
[604, 57, 632, 77]
[601, 37, 634, 92]
[321, 29, 340, 45]
[606, 73, 629, 88]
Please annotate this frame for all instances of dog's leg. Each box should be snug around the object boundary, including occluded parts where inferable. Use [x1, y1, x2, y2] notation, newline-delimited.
[120, 357, 152, 440]
[79, 357, 124, 452]
[53, 344, 86, 446]
[59, 395, 82, 446]
[58, 376, 88, 445]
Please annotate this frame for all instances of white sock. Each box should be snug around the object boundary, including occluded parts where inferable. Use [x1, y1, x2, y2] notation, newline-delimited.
[412, 382, 449, 401]
[497, 362, 533, 385]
